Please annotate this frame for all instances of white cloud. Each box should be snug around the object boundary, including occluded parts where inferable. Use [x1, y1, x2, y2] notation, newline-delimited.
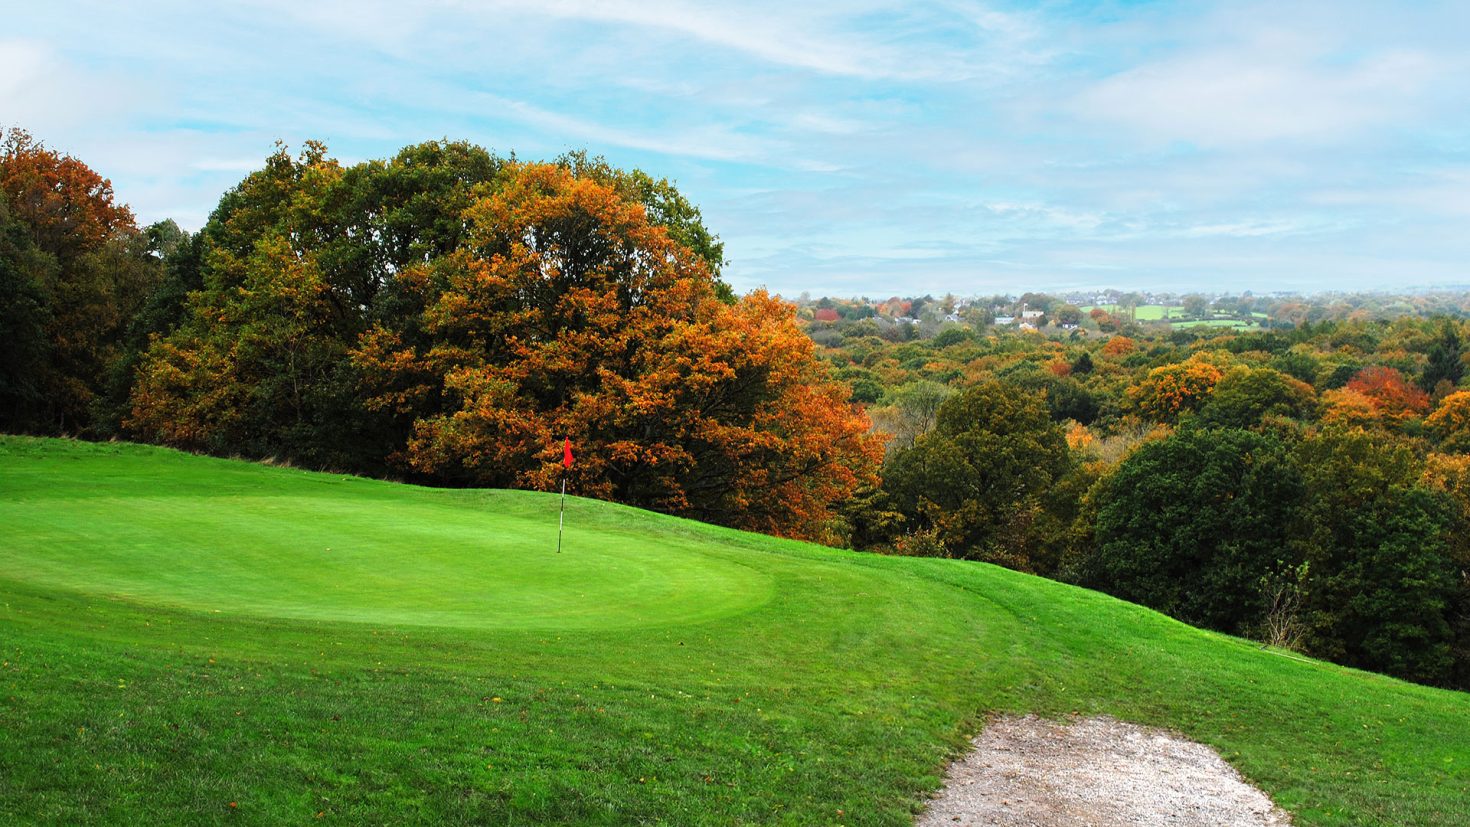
[0, 39, 138, 134]
[454, 92, 783, 164]
[476, 0, 901, 79]
[1072, 36, 1442, 147]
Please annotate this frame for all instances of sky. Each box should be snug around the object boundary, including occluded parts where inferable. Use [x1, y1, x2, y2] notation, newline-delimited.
[4, 1, 1469, 297]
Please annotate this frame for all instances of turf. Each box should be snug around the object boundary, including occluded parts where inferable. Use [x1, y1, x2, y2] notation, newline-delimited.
[2, 436, 1468, 825]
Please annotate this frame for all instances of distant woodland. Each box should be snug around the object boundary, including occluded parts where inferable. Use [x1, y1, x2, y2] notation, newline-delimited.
[3, 127, 1468, 690]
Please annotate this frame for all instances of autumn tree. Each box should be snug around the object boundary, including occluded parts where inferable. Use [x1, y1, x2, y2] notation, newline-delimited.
[0, 128, 161, 433]
[1346, 366, 1430, 423]
[354, 162, 880, 540]
[1426, 391, 1470, 452]
[555, 150, 730, 301]
[1320, 387, 1384, 429]
[127, 143, 385, 468]
[1128, 352, 1227, 422]
[130, 140, 750, 477]
[1101, 335, 1136, 357]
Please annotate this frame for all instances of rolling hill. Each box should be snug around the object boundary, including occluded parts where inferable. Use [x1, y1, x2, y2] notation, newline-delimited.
[1, 436, 1466, 825]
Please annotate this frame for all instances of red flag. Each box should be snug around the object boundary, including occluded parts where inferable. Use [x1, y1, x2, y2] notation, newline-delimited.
[562, 437, 573, 470]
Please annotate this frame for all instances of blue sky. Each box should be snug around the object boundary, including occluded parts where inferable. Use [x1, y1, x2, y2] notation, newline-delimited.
[5, 1, 1469, 297]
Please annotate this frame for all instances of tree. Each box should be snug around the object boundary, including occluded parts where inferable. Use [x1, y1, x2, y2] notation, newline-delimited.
[128, 143, 384, 469]
[1196, 366, 1316, 429]
[1320, 387, 1383, 429]
[1101, 335, 1136, 357]
[1426, 391, 1470, 452]
[1128, 353, 1227, 422]
[1293, 429, 1460, 686]
[1086, 428, 1303, 635]
[931, 325, 973, 348]
[0, 128, 160, 433]
[1419, 453, 1470, 687]
[0, 191, 53, 425]
[868, 380, 953, 453]
[1421, 321, 1464, 393]
[883, 380, 1071, 569]
[555, 150, 731, 302]
[1346, 366, 1429, 422]
[0, 128, 135, 262]
[1271, 349, 1320, 384]
[1182, 294, 1210, 319]
[129, 141, 736, 479]
[354, 162, 880, 540]
[129, 231, 347, 460]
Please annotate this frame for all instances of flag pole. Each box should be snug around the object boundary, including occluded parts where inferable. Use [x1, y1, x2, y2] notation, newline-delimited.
[557, 437, 572, 553]
[557, 473, 566, 554]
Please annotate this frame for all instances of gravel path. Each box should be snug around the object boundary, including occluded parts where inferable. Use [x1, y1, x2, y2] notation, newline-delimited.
[916, 715, 1292, 827]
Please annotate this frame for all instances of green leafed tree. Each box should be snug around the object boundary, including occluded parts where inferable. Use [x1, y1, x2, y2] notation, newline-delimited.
[1195, 365, 1316, 429]
[883, 380, 1071, 570]
[1421, 321, 1464, 393]
[1085, 428, 1304, 635]
[1293, 429, 1461, 686]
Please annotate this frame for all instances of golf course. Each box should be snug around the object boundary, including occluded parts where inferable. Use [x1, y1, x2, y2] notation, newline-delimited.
[2, 436, 1468, 825]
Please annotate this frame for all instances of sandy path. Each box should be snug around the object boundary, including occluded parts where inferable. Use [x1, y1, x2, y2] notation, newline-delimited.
[916, 715, 1292, 826]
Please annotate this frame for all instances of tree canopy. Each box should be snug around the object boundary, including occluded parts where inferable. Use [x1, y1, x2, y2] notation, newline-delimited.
[124, 143, 876, 540]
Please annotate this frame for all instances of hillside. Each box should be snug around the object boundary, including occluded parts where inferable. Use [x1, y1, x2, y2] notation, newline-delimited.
[1, 436, 1467, 825]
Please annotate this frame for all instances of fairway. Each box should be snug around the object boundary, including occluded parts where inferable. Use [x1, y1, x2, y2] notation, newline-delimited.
[3, 437, 1469, 825]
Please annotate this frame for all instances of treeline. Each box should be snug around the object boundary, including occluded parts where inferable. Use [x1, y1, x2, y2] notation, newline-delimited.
[820, 320, 1470, 689]
[0, 129, 881, 540]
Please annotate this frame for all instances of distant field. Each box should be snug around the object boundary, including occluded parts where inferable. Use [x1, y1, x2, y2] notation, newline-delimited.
[1082, 305, 1265, 328]
[2, 437, 1468, 825]
[1080, 303, 1179, 320]
[1172, 319, 1257, 329]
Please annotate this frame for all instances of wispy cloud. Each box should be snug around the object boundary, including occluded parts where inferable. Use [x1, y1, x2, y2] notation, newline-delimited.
[1073, 43, 1441, 147]
[5, 1, 1470, 295]
[466, 92, 784, 163]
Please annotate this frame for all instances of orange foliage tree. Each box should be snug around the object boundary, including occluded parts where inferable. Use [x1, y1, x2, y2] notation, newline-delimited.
[1, 128, 135, 261]
[1426, 390, 1470, 450]
[1320, 387, 1384, 429]
[355, 163, 881, 540]
[1, 128, 157, 432]
[1101, 335, 1136, 357]
[1347, 366, 1430, 422]
[1128, 353, 1226, 422]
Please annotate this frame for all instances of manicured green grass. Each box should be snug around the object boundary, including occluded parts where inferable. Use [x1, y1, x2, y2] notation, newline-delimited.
[2, 436, 1467, 825]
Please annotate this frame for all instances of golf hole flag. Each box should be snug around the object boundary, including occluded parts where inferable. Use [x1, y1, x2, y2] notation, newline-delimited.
[557, 438, 571, 553]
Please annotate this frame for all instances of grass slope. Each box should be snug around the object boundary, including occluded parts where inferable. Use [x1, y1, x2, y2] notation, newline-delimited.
[2, 436, 1467, 825]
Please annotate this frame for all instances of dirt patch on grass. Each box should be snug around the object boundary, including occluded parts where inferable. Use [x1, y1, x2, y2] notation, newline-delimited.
[916, 715, 1291, 826]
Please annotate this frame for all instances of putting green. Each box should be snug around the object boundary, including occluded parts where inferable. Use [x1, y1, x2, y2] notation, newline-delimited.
[0, 440, 772, 630]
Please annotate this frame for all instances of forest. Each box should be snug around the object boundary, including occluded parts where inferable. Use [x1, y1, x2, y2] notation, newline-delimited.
[3, 127, 1468, 691]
